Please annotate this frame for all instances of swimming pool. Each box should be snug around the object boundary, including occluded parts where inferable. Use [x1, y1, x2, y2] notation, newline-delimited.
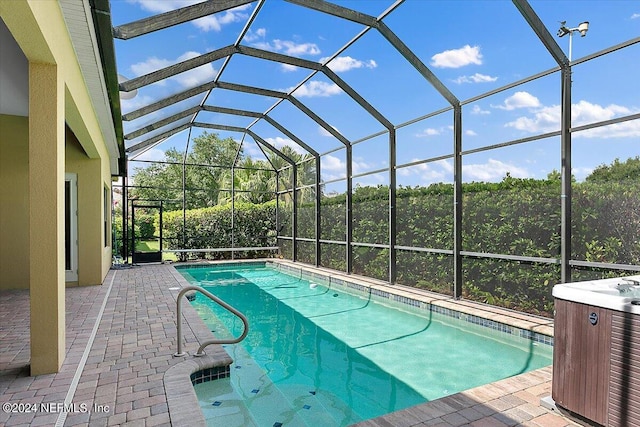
[178, 263, 552, 426]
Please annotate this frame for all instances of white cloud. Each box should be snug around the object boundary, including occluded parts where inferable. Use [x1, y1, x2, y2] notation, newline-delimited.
[453, 73, 498, 84]
[173, 51, 217, 87]
[264, 137, 306, 154]
[249, 41, 273, 51]
[464, 159, 529, 181]
[320, 56, 377, 72]
[352, 157, 378, 176]
[320, 154, 381, 180]
[631, 13, 640, 19]
[318, 125, 340, 137]
[397, 159, 455, 184]
[416, 128, 442, 137]
[127, 0, 196, 14]
[437, 159, 454, 173]
[572, 167, 594, 181]
[320, 154, 347, 181]
[321, 154, 343, 171]
[578, 120, 640, 139]
[130, 57, 172, 83]
[572, 100, 631, 125]
[281, 64, 299, 72]
[505, 100, 639, 136]
[128, 1, 250, 31]
[289, 81, 342, 97]
[492, 91, 541, 110]
[470, 104, 490, 115]
[193, 6, 250, 32]
[243, 141, 264, 159]
[120, 94, 157, 115]
[242, 28, 267, 43]
[431, 45, 482, 68]
[398, 162, 446, 182]
[505, 103, 563, 133]
[131, 147, 165, 162]
[272, 39, 320, 56]
[243, 28, 267, 42]
[130, 51, 216, 88]
[465, 129, 478, 136]
[247, 37, 321, 58]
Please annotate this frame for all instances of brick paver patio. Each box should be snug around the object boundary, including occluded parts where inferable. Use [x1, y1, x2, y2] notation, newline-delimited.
[1, 263, 582, 426]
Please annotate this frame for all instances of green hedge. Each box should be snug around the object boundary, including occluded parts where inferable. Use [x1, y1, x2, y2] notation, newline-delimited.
[296, 177, 639, 317]
[161, 201, 276, 260]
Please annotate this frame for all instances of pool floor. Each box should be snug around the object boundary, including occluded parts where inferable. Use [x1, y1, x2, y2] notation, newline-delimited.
[180, 264, 552, 426]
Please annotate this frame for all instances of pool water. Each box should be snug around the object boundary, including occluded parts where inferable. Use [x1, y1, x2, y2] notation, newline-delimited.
[179, 264, 552, 426]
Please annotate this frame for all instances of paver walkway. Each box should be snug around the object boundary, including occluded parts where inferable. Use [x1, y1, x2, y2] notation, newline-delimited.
[1, 263, 582, 426]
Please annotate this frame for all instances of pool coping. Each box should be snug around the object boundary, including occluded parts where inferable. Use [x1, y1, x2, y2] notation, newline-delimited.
[164, 354, 231, 427]
[167, 258, 556, 426]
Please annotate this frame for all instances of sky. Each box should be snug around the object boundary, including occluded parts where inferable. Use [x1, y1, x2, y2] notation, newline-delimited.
[110, 0, 640, 191]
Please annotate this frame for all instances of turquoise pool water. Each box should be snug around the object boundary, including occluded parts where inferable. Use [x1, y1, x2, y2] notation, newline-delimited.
[179, 264, 552, 426]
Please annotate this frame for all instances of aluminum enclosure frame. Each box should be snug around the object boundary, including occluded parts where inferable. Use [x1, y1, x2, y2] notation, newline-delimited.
[112, 0, 640, 303]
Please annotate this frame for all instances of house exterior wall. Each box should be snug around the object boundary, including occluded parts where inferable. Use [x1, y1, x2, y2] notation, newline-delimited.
[65, 127, 112, 287]
[0, 0, 119, 374]
[0, 114, 29, 290]
[0, 117, 113, 290]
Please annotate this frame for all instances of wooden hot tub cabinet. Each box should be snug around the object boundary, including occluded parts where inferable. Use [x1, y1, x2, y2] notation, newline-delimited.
[553, 298, 640, 426]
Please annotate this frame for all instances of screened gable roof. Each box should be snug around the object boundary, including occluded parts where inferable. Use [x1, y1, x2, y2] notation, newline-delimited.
[109, 0, 640, 174]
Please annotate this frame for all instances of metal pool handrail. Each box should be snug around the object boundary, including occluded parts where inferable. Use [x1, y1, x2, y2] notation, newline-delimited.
[174, 285, 249, 357]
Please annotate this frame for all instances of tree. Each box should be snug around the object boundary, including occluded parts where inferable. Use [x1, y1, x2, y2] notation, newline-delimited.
[130, 148, 184, 210]
[186, 132, 241, 207]
[586, 156, 640, 182]
[131, 132, 241, 208]
[267, 145, 316, 203]
[218, 157, 276, 205]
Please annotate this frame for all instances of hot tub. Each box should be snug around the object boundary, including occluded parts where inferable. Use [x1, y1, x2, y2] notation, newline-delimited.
[552, 275, 640, 426]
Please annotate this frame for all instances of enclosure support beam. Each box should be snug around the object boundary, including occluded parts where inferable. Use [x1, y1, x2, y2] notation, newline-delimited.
[182, 129, 193, 254]
[125, 106, 200, 140]
[512, 0, 571, 283]
[130, 200, 135, 264]
[560, 67, 572, 283]
[182, 157, 187, 251]
[453, 106, 463, 299]
[512, 0, 569, 67]
[231, 165, 235, 259]
[113, 0, 255, 40]
[292, 164, 298, 262]
[276, 170, 280, 255]
[315, 155, 321, 267]
[120, 45, 236, 92]
[122, 176, 128, 261]
[231, 135, 245, 258]
[123, 81, 216, 121]
[126, 123, 190, 154]
[389, 129, 397, 285]
[346, 145, 353, 274]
